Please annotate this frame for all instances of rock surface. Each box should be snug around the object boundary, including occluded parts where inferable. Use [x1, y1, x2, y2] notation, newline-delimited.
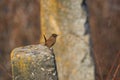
[40, 0, 94, 80]
[11, 44, 58, 80]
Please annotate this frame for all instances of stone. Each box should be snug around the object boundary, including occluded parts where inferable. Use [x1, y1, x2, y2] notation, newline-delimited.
[11, 44, 58, 80]
[40, 0, 94, 80]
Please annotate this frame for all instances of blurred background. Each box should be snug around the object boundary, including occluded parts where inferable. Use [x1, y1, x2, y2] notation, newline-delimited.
[0, 0, 40, 80]
[1, 0, 120, 80]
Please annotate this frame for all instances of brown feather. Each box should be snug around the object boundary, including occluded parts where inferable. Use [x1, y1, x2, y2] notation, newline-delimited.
[44, 35, 47, 42]
[44, 34, 57, 48]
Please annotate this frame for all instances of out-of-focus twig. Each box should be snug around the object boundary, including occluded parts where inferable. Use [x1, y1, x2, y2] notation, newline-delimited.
[112, 64, 120, 80]
[0, 64, 12, 78]
[94, 51, 103, 80]
[106, 51, 120, 80]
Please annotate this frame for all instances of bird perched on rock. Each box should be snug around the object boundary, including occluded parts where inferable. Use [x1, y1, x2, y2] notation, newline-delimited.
[44, 34, 58, 48]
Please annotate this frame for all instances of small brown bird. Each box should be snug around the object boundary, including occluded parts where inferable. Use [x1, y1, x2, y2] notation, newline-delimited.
[44, 34, 58, 48]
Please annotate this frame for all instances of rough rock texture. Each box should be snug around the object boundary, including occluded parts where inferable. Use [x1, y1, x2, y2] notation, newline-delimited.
[11, 44, 58, 80]
[40, 0, 94, 80]
[87, 0, 120, 80]
[0, 0, 40, 80]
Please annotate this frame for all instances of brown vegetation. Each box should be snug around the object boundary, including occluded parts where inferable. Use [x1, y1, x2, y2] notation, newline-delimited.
[0, 0, 40, 80]
[87, 0, 120, 79]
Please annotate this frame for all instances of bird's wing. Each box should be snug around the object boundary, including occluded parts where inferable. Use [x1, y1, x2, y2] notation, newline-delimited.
[45, 37, 56, 48]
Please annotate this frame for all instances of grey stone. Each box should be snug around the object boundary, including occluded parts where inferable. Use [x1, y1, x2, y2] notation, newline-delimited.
[11, 44, 58, 80]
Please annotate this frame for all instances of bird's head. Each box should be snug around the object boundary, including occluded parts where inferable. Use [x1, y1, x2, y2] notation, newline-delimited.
[52, 34, 58, 37]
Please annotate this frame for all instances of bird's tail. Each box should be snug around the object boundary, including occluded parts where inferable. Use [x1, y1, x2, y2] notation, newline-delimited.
[43, 35, 47, 42]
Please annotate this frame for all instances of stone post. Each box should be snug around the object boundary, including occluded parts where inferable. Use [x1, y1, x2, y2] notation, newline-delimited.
[40, 0, 94, 80]
[11, 44, 58, 80]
